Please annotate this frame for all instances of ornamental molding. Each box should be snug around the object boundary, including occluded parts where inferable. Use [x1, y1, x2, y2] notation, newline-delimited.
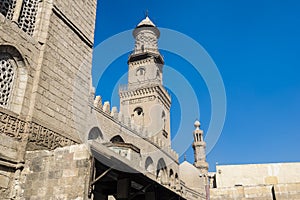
[120, 85, 171, 109]
[0, 109, 25, 140]
[27, 121, 77, 150]
[121, 95, 156, 105]
[0, 108, 78, 151]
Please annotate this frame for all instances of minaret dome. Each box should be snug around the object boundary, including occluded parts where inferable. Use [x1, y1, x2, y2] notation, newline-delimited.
[131, 16, 161, 58]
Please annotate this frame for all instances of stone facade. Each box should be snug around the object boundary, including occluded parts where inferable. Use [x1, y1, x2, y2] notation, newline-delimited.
[0, 0, 200, 199]
[21, 144, 91, 200]
[0, 0, 299, 199]
[215, 163, 300, 188]
[210, 163, 300, 200]
[0, 0, 97, 199]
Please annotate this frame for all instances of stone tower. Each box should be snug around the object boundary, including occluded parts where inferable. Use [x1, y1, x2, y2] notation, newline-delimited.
[119, 16, 171, 147]
[193, 120, 209, 175]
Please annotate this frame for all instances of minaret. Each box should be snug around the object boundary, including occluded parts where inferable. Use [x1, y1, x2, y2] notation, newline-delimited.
[119, 16, 171, 147]
[128, 16, 163, 88]
[192, 120, 209, 175]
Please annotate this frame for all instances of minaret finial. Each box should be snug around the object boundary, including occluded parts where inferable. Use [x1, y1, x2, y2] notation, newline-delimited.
[194, 120, 201, 130]
[145, 9, 149, 17]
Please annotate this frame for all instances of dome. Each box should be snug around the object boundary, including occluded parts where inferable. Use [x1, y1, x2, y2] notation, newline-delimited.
[194, 120, 201, 129]
[179, 161, 203, 190]
[137, 16, 156, 27]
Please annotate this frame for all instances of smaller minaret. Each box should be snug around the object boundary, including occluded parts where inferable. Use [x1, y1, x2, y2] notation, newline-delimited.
[192, 120, 209, 175]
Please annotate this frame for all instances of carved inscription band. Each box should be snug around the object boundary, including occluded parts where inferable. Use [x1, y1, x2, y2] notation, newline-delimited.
[0, 110, 77, 150]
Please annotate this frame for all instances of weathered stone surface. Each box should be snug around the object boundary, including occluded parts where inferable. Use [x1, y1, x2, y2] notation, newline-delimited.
[0, 175, 10, 189]
[210, 163, 300, 200]
[215, 163, 300, 188]
[0, 0, 299, 199]
[21, 144, 92, 200]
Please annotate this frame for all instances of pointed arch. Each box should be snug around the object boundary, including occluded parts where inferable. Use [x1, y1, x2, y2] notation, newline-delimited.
[0, 45, 27, 114]
[145, 156, 154, 172]
[169, 169, 175, 188]
[88, 127, 103, 141]
[156, 158, 168, 185]
[175, 173, 179, 189]
[110, 135, 125, 143]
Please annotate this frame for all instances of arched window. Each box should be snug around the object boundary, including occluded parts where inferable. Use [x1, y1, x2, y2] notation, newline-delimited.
[0, 54, 15, 107]
[0, 0, 40, 36]
[157, 158, 168, 185]
[0, 45, 27, 114]
[110, 135, 125, 143]
[145, 157, 154, 172]
[134, 107, 143, 116]
[175, 173, 179, 190]
[136, 67, 145, 76]
[169, 169, 174, 187]
[0, 0, 16, 20]
[18, 0, 39, 35]
[88, 127, 103, 141]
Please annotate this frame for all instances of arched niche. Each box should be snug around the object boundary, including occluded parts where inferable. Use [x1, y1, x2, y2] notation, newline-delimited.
[156, 158, 168, 185]
[145, 156, 154, 173]
[88, 127, 103, 141]
[110, 135, 125, 143]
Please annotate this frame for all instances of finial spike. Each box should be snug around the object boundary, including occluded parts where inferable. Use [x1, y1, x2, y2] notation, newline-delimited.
[145, 9, 149, 17]
[194, 120, 201, 129]
[184, 154, 187, 161]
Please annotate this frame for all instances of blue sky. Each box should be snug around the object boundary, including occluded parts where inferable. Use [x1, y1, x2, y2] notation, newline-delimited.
[93, 0, 300, 171]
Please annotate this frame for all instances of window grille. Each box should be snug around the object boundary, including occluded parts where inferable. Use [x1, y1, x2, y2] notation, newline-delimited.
[0, 55, 15, 107]
[0, 0, 16, 20]
[18, 0, 39, 35]
[0, 0, 39, 36]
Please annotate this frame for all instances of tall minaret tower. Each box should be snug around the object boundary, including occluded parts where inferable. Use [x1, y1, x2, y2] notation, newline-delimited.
[119, 16, 171, 147]
[193, 120, 209, 175]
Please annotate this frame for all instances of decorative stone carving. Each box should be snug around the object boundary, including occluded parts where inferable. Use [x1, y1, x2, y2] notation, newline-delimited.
[0, 109, 77, 150]
[28, 122, 76, 150]
[131, 95, 155, 104]
[0, 111, 24, 140]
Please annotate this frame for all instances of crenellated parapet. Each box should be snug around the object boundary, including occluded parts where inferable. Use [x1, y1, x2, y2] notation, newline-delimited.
[92, 95, 178, 161]
[93, 95, 149, 135]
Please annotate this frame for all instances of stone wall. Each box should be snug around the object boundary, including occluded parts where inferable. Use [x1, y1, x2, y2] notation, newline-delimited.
[274, 183, 300, 199]
[210, 185, 274, 200]
[0, 14, 40, 117]
[21, 144, 92, 200]
[31, 0, 97, 143]
[211, 163, 300, 199]
[0, 0, 97, 199]
[53, 0, 97, 42]
[215, 163, 300, 188]
[210, 183, 300, 200]
[0, 0, 98, 144]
